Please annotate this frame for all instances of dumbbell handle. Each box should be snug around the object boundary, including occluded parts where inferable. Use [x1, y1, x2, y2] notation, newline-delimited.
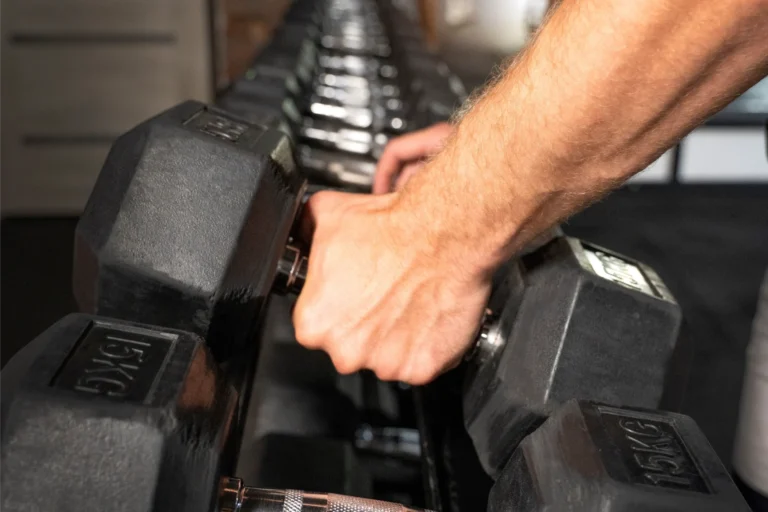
[275, 245, 501, 360]
[275, 244, 308, 294]
[220, 477, 431, 512]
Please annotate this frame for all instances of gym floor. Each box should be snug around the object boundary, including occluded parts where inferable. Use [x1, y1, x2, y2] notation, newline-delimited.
[2, 184, 767, 466]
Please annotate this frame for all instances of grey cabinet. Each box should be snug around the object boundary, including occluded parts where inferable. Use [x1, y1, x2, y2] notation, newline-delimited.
[1, 0, 213, 215]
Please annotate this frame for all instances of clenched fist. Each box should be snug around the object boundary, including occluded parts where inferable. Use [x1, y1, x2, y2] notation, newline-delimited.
[292, 190, 491, 385]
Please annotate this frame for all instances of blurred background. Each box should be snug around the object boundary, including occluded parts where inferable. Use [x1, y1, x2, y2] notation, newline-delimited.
[1, 0, 767, 467]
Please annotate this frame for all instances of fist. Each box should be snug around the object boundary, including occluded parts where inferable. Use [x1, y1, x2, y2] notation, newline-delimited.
[292, 190, 490, 385]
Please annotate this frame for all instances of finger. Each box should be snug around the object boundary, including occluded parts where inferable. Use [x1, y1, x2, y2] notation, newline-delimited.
[298, 190, 338, 244]
[373, 125, 451, 194]
[394, 162, 425, 192]
[292, 289, 323, 349]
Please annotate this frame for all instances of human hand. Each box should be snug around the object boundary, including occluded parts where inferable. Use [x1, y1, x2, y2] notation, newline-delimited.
[292, 190, 491, 385]
[372, 122, 453, 194]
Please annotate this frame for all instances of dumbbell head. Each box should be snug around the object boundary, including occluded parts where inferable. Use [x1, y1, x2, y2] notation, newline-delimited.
[1, 315, 427, 512]
[297, 145, 377, 190]
[464, 236, 688, 478]
[73, 101, 307, 362]
[231, 46, 316, 104]
[1, 314, 237, 512]
[488, 400, 750, 511]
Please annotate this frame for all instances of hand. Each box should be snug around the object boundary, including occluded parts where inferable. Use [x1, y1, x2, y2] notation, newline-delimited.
[292, 190, 491, 385]
[372, 123, 453, 194]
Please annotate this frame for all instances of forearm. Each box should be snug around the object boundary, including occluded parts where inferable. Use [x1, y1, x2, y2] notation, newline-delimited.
[398, 0, 768, 275]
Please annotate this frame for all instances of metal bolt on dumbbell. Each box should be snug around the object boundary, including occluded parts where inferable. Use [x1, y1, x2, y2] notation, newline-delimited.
[276, 244, 309, 294]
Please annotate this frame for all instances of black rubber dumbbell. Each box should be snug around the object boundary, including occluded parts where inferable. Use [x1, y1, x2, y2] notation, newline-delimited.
[0, 314, 428, 512]
[221, 37, 398, 186]
[216, 91, 381, 189]
[488, 400, 751, 511]
[463, 237, 690, 478]
[0, 316, 745, 511]
[74, 102, 686, 446]
[248, 25, 408, 127]
[73, 101, 306, 367]
[237, 50, 409, 136]
[318, 0, 391, 57]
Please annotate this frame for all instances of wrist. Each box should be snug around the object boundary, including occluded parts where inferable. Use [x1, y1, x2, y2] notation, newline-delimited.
[391, 145, 520, 281]
[394, 106, 569, 275]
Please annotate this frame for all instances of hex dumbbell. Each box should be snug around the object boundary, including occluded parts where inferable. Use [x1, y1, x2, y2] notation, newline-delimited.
[0, 314, 428, 512]
[75, 102, 687, 460]
[0, 316, 745, 511]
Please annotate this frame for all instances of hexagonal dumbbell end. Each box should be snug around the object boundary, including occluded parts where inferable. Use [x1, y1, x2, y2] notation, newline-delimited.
[488, 401, 750, 511]
[1, 314, 238, 512]
[463, 236, 688, 478]
[73, 101, 307, 363]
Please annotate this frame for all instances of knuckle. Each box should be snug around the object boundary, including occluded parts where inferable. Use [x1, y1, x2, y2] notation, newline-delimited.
[373, 363, 400, 382]
[401, 353, 442, 386]
[293, 309, 325, 350]
[331, 350, 364, 375]
[405, 369, 437, 386]
[294, 327, 323, 350]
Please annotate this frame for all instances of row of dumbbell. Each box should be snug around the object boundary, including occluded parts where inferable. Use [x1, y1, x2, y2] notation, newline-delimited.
[1, 314, 747, 512]
[216, 0, 466, 190]
[0, 100, 751, 510]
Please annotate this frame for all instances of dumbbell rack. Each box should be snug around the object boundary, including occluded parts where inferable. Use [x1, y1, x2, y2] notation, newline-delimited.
[213, 0, 470, 505]
[216, 0, 467, 191]
[2, 0, 754, 510]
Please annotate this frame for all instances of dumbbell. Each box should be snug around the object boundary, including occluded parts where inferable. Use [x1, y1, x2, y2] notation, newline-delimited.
[316, 48, 400, 82]
[0, 319, 746, 511]
[244, 4, 429, 123]
[488, 400, 751, 511]
[73, 101, 306, 367]
[218, 52, 388, 186]
[75, 102, 686, 452]
[221, 86, 391, 158]
[317, 0, 391, 57]
[296, 145, 378, 190]
[215, 90, 381, 189]
[248, 23, 408, 118]
[0, 314, 427, 512]
[255, 78, 409, 137]
[272, 4, 392, 74]
[233, 296, 422, 492]
[315, 71, 402, 101]
[463, 236, 690, 478]
[250, 42, 405, 114]
[219, 51, 398, 186]
[237, 48, 408, 136]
